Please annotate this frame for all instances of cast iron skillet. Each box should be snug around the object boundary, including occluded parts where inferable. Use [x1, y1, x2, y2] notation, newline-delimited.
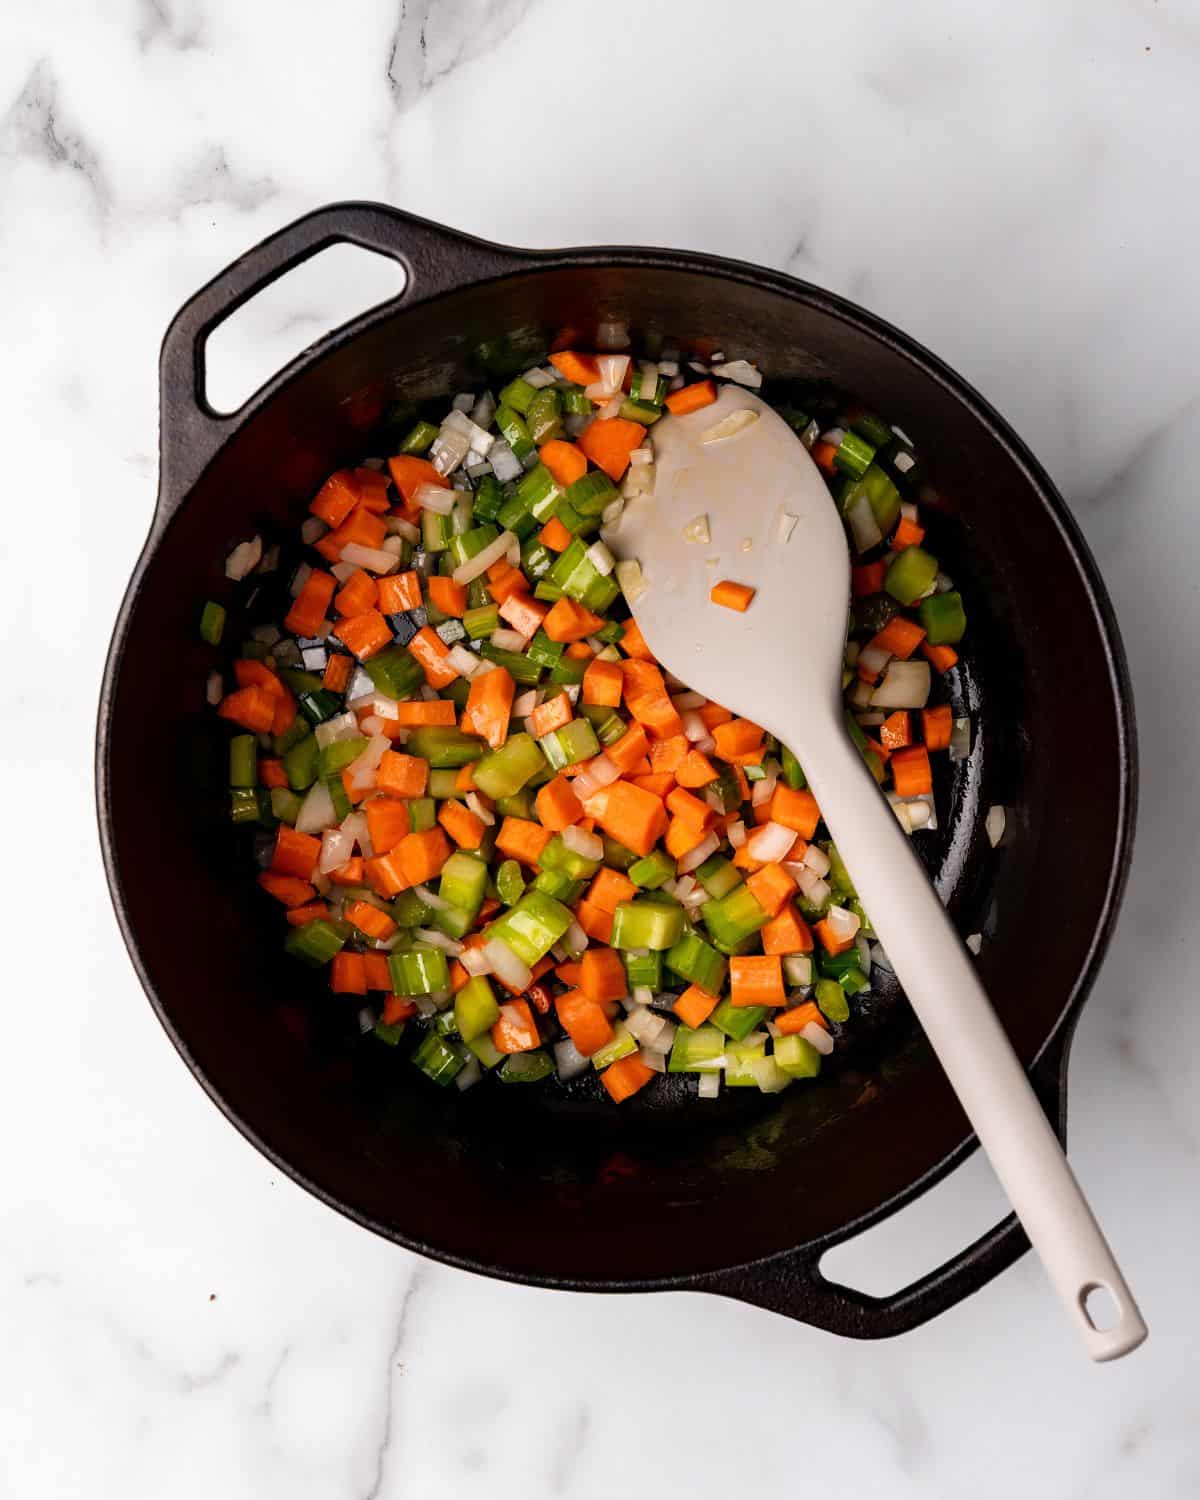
[96, 204, 1135, 1338]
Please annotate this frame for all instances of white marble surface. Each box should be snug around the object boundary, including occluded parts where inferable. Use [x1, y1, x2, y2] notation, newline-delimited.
[2, 1, 1197, 1494]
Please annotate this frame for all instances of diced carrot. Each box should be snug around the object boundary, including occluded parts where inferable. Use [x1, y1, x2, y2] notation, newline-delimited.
[352, 467, 391, 513]
[812, 440, 839, 474]
[852, 562, 886, 598]
[608, 721, 650, 773]
[582, 658, 623, 708]
[284, 569, 336, 637]
[460, 666, 514, 750]
[556, 989, 616, 1056]
[621, 661, 685, 738]
[729, 955, 785, 1007]
[387, 454, 447, 503]
[389, 699, 457, 728]
[710, 579, 756, 613]
[271, 825, 321, 880]
[775, 1001, 827, 1036]
[574, 899, 614, 943]
[587, 867, 637, 913]
[428, 575, 468, 617]
[596, 779, 669, 857]
[528, 692, 573, 739]
[365, 796, 411, 855]
[630, 773, 676, 798]
[498, 590, 548, 638]
[711, 717, 763, 759]
[376, 751, 428, 797]
[664, 379, 717, 416]
[257, 872, 315, 908]
[665, 815, 709, 860]
[813, 918, 855, 956]
[892, 516, 926, 551]
[315, 505, 387, 563]
[438, 798, 486, 850]
[555, 960, 583, 986]
[491, 999, 540, 1054]
[578, 416, 645, 481]
[871, 616, 926, 660]
[286, 901, 329, 927]
[665, 785, 712, 828]
[233, 658, 282, 694]
[880, 710, 913, 750]
[381, 994, 418, 1025]
[377, 571, 423, 613]
[332, 609, 392, 662]
[618, 618, 655, 661]
[921, 642, 959, 674]
[769, 784, 821, 839]
[538, 514, 574, 552]
[745, 862, 797, 918]
[922, 704, 953, 751]
[673, 984, 720, 1028]
[891, 745, 933, 798]
[362, 850, 408, 897]
[408, 625, 458, 688]
[648, 734, 688, 776]
[257, 757, 288, 790]
[495, 816, 552, 866]
[321, 653, 352, 694]
[310, 470, 363, 529]
[218, 684, 276, 734]
[760, 903, 813, 956]
[535, 774, 583, 832]
[600, 1054, 655, 1103]
[334, 568, 377, 618]
[675, 750, 718, 789]
[329, 856, 365, 887]
[697, 701, 732, 730]
[345, 899, 397, 941]
[330, 951, 367, 995]
[454, 763, 478, 794]
[542, 596, 605, 643]
[548, 350, 601, 386]
[579, 948, 628, 1005]
[480, 561, 523, 606]
[624, 757, 652, 777]
[539, 439, 588, 489]
[394, 827, 452, 886]
[566, 641, 593, 660]
[362, 952, 393, 991]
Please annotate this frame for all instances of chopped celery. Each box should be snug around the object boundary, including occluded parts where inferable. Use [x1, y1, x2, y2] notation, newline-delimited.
[499, 1049, 555, 1083]
[407, 726, 485, 768]
[695, 854, 741, 900]
[780, 745, 807, 791]
[885, 545, 939, 606]
[284, 918, 346, 967]
[463, 603, 500, 639]
[318, 735, 368, 779]
[590, 1023, 638, 1071]
[532, 870, 584, 904]
[815, 978, 850, 1023]
[603, 836, 639, 872]
[918, 590, 966, 645]
[565, 471, 618, 517]
[199, 600, 226, 644]
[466, 1031, 504, 1069]
[548, 654, 588, 686]
[520, 537, 555, 580]
[618, 397, 662, 426]
[428, 768, 461, 799]
[298, 689, 342, 725]
[407, 796, 436, 832]
[496, 859, 525, 905]
[479, 642, 542, 685]
[439, 851, 488, 916]
[230, 788, 265, 824]
[526, 388, 562, 446]
[526, 630, 564, 668]
[725, 1035, 768, 1087]
[399, 419, 439, 454]
[447, 524, 500, 568]
[515, 462, 563, 522]
[710, 998, 768, 1042]
[454, 975, 500, 1041]
[411, 1031, 466, 1085]
[701, 885, 768, 949]
[229, 734, 257, 788]
[494, 788, 535, 819]
[270, 787, 302, 824]
[628, 849, 675, 890]
[665, 933, 727, 995]
[392, 889, 436, 927]
[495, 404, 533, 459]
[471, 475, 505, 523]
[283, 734, 319, 791]
[611, 898, 685, 951]
[668, 1024, 726, 1073]
[841, 462, 901, 534]
[540, 833, 602, 881]
[497, 377, 537, 414]
[833, 429, 876, 479]
[389, 947, 451, 996]
[774, 1033, 822, 1079]
[538, 717, 600, 771]
[365, 647, 424, 700]
[473, 733, 545, 798]
[422, 509, 453, 552]
[487, 890, 572, 965]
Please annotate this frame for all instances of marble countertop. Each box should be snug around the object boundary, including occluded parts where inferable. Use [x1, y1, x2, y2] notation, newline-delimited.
[4, 1, 1197, 1495]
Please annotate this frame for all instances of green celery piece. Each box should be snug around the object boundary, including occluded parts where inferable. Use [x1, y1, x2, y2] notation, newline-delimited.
[581, 707, 625, 747]
[618, 397, 662, 426]
[443, 677, 472, 711]
[667, 1023, 726, 1073]
[270, 787, 302, 825]
[392, 889, 436, 927]
[325, 772, 351, 821]
[272, 717, 309, 757]
[780, 746, 807, 791]
[665, 933, 728, 995]
[229, 734, 257, 788]
[499, 1049, 555, 1083]
[318, 735, 368, 779]
[623, 950, 662, 989]
[539, 717, 601, 771]
[849, 409, 894, 448]
[388, 947, 451, 996]
[283, 734, 319, 791]
[842, 462, 901, 534]
[838, 965, 870, 996]
[603, 836, 638, 872]
[281, 668, 324, 696]
[471, 475, 505, 523]
[494, 788, 535, 820]
[465, 1031, 504, 1069]
[818, 948, 864, 981]
[422, 509, 453, 552]
[527, 387, 562, 446]
[547, 537, 620, 612]
[407, 726, 485, 768]
[473, 733, 545, 799]
[815, 978, 850, 1023]
[479, 642, 542, 686]
[298, 689, 342, 725]
[496, 859, 525, 905]
[199, 600, 226, 644]
[230, 788, 263, 824]
[284, 918, 346, 967]
[495, 404, 534, 459]
[534, 579, 565, 603]
[454, 976, 501, 1041]
[398, 419, 439, 454]
[710, 998, 768, 1042]
[610, 898, 685, 952]
[430, 904, 474, 941]
[847, 897, 874, 938]
[498, 377, 537, 414]
[565, 470, 619, 517]
[590, 1023, 638, 1071]
[526, 630, 564, 668]
[539, 833, 601, 881]
[427, 768, 461, 799]
[411, 1031, 466, 1085]
[918, 590, 966, 645]
[560, 386, 591, 416]
[407, 796, 436, 832]
[532, 869, 585, 904]
[774, 1034, 822, 1079]
[885, 546, 939, 606]
[487, 889, 573, 965]
[439, 851, 487, 916]
[447, 524, 500, 568]
[707, 765, 743, 814]
[515, 462, 563, 523]
[695, 854, 741, 900]
[365, 648, 424, 700]
[822, 842, 856, 899]
[833, 429, 876, 479]
[701, 885, 768, 949]
[629, 849, 675, 890]
[521, 537, 556, 580]
[725, 1035, 768, 1087]
[548, 654, 588, 686]
[551, 499, 600, 538]
[463, 603, 500, 639]
[373, 1020, 407, 1047]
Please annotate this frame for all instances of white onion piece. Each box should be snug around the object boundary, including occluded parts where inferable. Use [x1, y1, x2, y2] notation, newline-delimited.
[668, 875, 696, 901]
[629, 445, 654, 466]
[571, 753, 620, 803]
[698, 1072, 721, 1098]
[949, 717, 971, 762]
[710, 359, 762, 388]
[445, 644, 482, 679]
[856, 934, 873, 975]
[584, 541, 615, 576]
[490, 627, 527, 653]
[562, 825, 603, 862]
[986, 805, 1007, 847]
[225, 535, 262, 580]
[625, 1005, 667, 1046]
[599, 395, 624, 421]
[900, 500, 919, 521]
[601, 497, 624, 526]
[460, 945, 494, 977]
[638, 1046, 667, 1074]
[701, 407, 759, 443]
[413, 883, 447, 911]
[677, 830, 719, 874]
[413, 481, 456, 515]
[347, 734, 389, 789]
[319, 826, 355, 874]
[848, 494, 883, 554]
[966, 932, 983, 955]
[671, 691, 706, 712]
[857, 642, 892, 680]
[872, 660, 932, 709]
[414, 928, 464, 956]
[747, 821, 796, 863]
[614, 558, 646, 604]
[430, 429, 470, 475]
[681, 710, 708, 744]
[339, 542, 398, 574]
[647, 1018, 676, 1054]
[597, 353, 629, 390]
[300, 516, 326, 546]
[451, 530, 517, 586]
[826, 905, 860, 944]
[360, 714, 384, 737]
[205, 671, 223, 706]
[783, 953, 813, 988]
[621, 462, 655, 498]
[778, 511, 799, 544]
[854, 711, 885, 727]
[727, 820, 746, 849]
[801, 1021, 835, 1056]
[341, 810, 371, 858]
[749, 1057, 791, 1094]
[807, 877, 831, 907]
[330, 560, 357, 585]
[454, 1056, 483, 1092]
[554, 1037, 590, 1081]
[489, 441, 522, 483]
[822, 427, 846, 447]
[849, 679, 875, 709]
[751, 771, 777, 807]
[464, 791, 494, 827]
[511, 690, 539, 718]
[314, 712, 359, 748]
[295, 780, 337, 835]
[386, 516, 420, 542]
[562, 920, 589, 957]
[802, 845, 831, 877]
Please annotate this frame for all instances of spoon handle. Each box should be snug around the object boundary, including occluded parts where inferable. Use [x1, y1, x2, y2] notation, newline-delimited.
[795, 714, 1146, 1360]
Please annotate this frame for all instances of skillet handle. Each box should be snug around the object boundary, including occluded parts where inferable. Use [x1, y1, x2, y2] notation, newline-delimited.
[156, 201, 535, 512]
[694, 1019, 1096, 1341]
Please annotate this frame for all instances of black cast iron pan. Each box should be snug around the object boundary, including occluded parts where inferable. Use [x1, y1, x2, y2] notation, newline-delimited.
[96, 204, 1136, 1338]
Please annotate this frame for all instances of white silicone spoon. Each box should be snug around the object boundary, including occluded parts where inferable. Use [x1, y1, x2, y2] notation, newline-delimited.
[603, 386, 1146, 1361]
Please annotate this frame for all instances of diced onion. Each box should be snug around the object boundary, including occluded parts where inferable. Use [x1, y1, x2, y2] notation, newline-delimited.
[572, 753, 621, 804]
[681, 710, 708, 743]
[460, 945, 493, 977]
[682, 513, 711, 544]
[601, 497, 624, 526]
[445, 644, 482, 679]
[597, 354, 630, 390]
[826, 905, 860, 943]
[847, 494, 883, 554]
[584, 541, 615, 576]
[511, 689, 539, 718]
[801, 1021, 834, 1056]
[698, 1072, 721, 1098]
[451, 529, 517, 586]
[430, 429, 470, 475]
[966, 932, 983, 955]
[522, 366, 557, 390]
[872, 660, 932, 709]
[490, 628, 527, 653]
[802, 845, 831, 877]
[638, 1046, 667, 1074]
[295, 780, 337, 834]
[857, 642, 892, 680]
[331, 561, 357, 585]
[206, 671, 223, 705]
[727, 819, 747, 849]
[949, 716, 971, 762]
[455, 1056, 483, 1091]
[870, 942, 893, 972]
[778, 511, 798, 543]
[413, 883, 447, 910]
[629, 446, 654, 466]
[621, 462, 655, 498]
[300, 517, 326, 546]
[562, 825, 603, 862]
[626, 1005, 668, 1047]
[319, 826, 355, 874]
[339, 542, 398, 574]
[489, 441, 522, 482]
[225, 535, 263, 580]
[562, 920, 589, 957]
[466, 791, 495, 826]
[986, 805, 1007, 847]
[386, 516, 420, 542]
[671, 691, 706, 711]
[701, 407, 759, 443]
[413, 482, 456, 515]
[341, 810, 371, 858]
[783, 953, 813, 988]
[711, 359, 762, 388]
[554, 1037, 590, 1081]
[314, 711, 359, 748]
[751, 767, 778, 807]
[614, 558, 646, 604]
[414, 928, 464, 956]
[347, 734, 389, 789]
[677, 830, 719, 874]
[746, 821, 795, 863]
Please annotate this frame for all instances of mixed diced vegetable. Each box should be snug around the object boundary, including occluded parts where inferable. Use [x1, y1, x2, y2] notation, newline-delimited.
[200, 343, 973, 1102]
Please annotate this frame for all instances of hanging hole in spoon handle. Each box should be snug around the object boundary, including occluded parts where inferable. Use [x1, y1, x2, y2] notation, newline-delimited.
[778, 706, 1147, 1362]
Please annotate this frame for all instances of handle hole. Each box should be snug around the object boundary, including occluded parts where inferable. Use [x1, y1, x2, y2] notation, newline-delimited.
[1081, 1283, 1120, 1332]
[202, 243, 408, 415]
